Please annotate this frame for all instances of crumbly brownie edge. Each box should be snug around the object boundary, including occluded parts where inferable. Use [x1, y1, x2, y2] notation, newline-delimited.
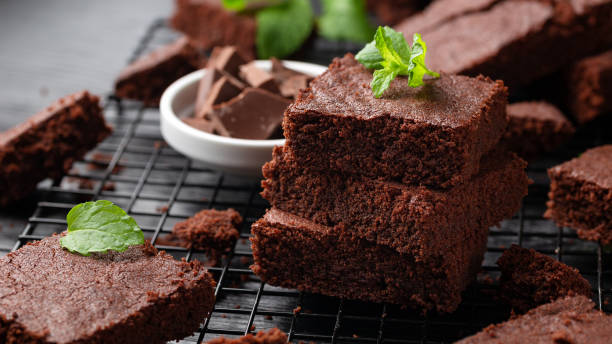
[567, 50, 612, 124]
[545, 169, 612, 245]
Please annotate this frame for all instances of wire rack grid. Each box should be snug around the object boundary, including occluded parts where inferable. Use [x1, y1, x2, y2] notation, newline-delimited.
[5, 19, 612, 344]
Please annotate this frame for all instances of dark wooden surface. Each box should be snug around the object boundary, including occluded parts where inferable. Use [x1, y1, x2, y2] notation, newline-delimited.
[0, 0, 172, 251]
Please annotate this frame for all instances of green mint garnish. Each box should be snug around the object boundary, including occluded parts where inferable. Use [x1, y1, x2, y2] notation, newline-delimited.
[222, 0, 285, 12]
[318, 0, 375, 43]
[255, 0, 314, 59]
[60, 200, 144, 256]
[356, 26, 439, 98]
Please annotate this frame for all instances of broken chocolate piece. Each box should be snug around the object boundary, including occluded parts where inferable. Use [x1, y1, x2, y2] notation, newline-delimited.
[239, 62, 279, 93]
[182, 117, 215, 133]
[209, 88, 291, 140]
[269, 58, 313, 98]
[207, 46, 247, 79]
[194, 69, 244, 119]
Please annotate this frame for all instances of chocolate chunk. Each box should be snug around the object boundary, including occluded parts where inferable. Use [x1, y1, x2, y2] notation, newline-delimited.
[194, 68, 244, 119]
[269, 58, 312, 98]
[209, 88, 291, 140]
[182, 117, 215, 133]
[239, 61, 280, 93]
[207, 46, 247, 78]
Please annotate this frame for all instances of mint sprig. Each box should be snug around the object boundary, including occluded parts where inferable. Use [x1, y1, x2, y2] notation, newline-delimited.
[255, 0, 314, 59]
[318, 0, 375, 43]
[356, 26, 439, 98]
[222, 0, 285, 12]
[60, 200, 144, 256]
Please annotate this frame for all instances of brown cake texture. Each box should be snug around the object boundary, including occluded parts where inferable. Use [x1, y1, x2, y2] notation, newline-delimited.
[497, 245, 592, 313]
[545, 145, 612, 245]
[114, 36, 206, 106]
[501, 101, 575, 160]
[395, 0, 612, 88]
[0, 235, 216, 344]
[366, 0, 429, 25]
[262, 146, 528, 257]
[567, 49, 612, 124]
[172, 208, 242, 254]
[170, 0, 256, 60]
[0, 91, 111, 207]
[456, 296, 611, 343]
[206, 328, 287, 344]
[284, 54, 508, 189]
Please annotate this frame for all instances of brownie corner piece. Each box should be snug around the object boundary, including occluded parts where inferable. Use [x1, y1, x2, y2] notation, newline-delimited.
[567, 49, 612, 124]
[0, 90, 111, 207]
[172, 208, 242, 253]
[545, 145, 612, 244]
[284, 54, 508, 188]
[497, 245, 592, 313]
[0, 235, 215, 344]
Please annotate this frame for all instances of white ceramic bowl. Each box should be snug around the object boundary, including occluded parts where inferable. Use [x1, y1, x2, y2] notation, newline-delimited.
[160, 60, 327, 178]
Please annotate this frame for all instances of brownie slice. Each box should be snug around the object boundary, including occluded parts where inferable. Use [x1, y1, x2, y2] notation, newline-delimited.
[497, 245, 592, 313]
[545, 145, 612, 245]
[263, 146, 528, 257]
[365, 0, 429, 25]
[114, 37, 206, 106]
[206, 328, 287, 344]
[284, 54, 508, 188]
[501, 101, 575, 160]
[251, 208, 489, 313]
[567, 49, 612, 124]
[170, 0, 256, 60]
[0, 235, 216, 344]
[0, 91, 111, 206]
[172, 208, 241, 254]
[395, 0, 612, 87]
[456, 296, 611, 344]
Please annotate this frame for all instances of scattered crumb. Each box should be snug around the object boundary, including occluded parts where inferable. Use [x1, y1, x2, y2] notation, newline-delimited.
[240, 256, 250, 265]
[240, 274, 249, 282]
[604, 299, 610, 306]
[78, 179, 95, 190]
[381, 312, 387, 318]
[498, 245, 506, 249]
[265, 315, 273, 320]
[221, 314, 227, 319]
[154, 141, 167, 149]
[352, 334, 359, 338]
[293, 306, 302, 314]
[87, 152, 123, 174]
[235, 304, 241, 309]
[240, 238, 247, 245]
[156, 205, 169, 213]
[481, 275, 494, 285]
[250, 325, 256, 331]
[102, 182, 116, 191]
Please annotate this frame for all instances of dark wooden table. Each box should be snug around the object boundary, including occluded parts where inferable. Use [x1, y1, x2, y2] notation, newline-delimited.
[0, 0, 172, 252]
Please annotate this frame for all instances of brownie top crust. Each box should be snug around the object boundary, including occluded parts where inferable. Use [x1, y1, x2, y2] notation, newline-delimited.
[549, 145, 612, 189]
[0, 235, 214, 343]
[0, 90, 105, 147]
[507, 101, 569, 121]
[290, 54, 506, 128]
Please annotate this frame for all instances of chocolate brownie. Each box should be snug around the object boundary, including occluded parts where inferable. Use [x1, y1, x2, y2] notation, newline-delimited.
[170, 0, 256, 59]
[251, 207, 488, 313]
[501, 101, 575, 160]
[262, 146, 528, 257]
[0, 91, 111, 206]
[172, 208, 241, 254]
[456, 296, 611, 343]
[0, 235, 216, 344]
[114, 37, 206, 106]
[284, 54, 508, 188]
[206, 328, 287, 344]
[497, 245, 592, 313]
[395, 0, 612, 87]
[567, 49, 612, 124]
[545, 145, 612, 245]
[366, 0, 429, 25]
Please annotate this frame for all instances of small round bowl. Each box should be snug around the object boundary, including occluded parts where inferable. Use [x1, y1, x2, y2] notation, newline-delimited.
[160, 60, 326, 178]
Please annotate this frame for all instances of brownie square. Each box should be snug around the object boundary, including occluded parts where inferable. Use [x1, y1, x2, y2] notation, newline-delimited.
[170, 0, 256, 60]
[457, 296, 611, 343]
[501, 101, 575, 160]
[567, 49, 612, 124]
[284, 54, 508, 188]
[172, 208, 242, 253]
[395, 0, 612, 87]
[114, 37, 206, 106]
[545, 145, 612, 245]
[497, 245, 592, 313]
[251, 207, 489, 314]
[0, 91, 111, 206]
[262, 146, 528, 258]
[0, 236, 216, 344]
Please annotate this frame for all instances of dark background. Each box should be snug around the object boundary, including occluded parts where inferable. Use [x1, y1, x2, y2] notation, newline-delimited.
[0, 0, 171, 252]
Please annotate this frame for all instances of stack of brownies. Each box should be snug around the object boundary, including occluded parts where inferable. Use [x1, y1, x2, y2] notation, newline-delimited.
[251, 54, 529, 314]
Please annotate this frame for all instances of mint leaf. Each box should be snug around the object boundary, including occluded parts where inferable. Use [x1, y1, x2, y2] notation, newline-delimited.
[318, 0, 375, 43]
[221, 0, 249, 11]
[60, 200, 144, 256]
[355, 41, 383, 69]
[222, 0, 285, 11]
[256, 0, 314, 59]
[356, 26, 439, 98]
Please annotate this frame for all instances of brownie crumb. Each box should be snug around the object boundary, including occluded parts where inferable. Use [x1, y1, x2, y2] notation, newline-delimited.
[156, 205, 169, 213]
[293, 306, 302, 314]
[265, 315, 273, 320]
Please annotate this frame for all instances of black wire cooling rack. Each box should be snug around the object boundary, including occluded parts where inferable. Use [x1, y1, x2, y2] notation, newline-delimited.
[3, 19, 612, 343]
